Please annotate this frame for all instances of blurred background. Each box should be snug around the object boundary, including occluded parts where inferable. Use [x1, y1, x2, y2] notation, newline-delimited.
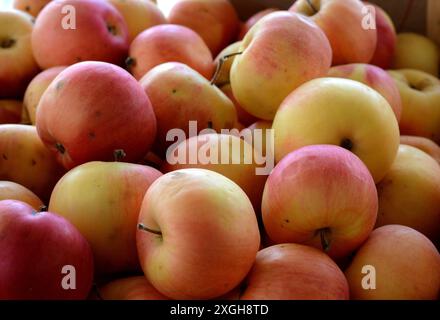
[0, 0, 13, 9]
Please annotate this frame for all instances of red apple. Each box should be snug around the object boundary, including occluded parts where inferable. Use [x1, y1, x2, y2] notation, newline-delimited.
[0, 200, 94, 299]
[98, 276, 168, 300]
[36, 61, 157, 170]
[241, 244, 349, 300]
[32, 0, 129, 69]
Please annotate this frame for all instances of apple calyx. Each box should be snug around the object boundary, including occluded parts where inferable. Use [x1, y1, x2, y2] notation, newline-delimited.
[317, 228, 331, 252]
[138, 223, 162, 236]
[0, 38, 16, 49]
[340, 138, 354, 151]
[39, 205, 48, 212]
[305, 0, 318, 15]
[125, 57, 136, 70]
[106, 24, 118, 36]
[55, 142, 66, 155]
[210, 52, 243, 86]
[113, 149, 126, 162]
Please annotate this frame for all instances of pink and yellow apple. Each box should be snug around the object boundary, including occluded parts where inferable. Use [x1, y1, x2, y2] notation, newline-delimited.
[0, 181, 43, 210]
[400, 135, 440, 165]
[137, 169, 260, 300]
[13, 0, 52, 17]
[98, 276, 168, 300]
[230, 11, 332, 120]
[238, 8, 278, 40]
[0, 100, 23, 124]
[220, 84, 258, 127]
[345, 225, 440, 299]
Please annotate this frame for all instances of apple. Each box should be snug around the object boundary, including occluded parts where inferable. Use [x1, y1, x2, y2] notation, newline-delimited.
[400, 135, 440, 165]
[98, 276, 168, 300]
[127, 24, 213, 80]
[32, 0, 129, 69]
[137, 169, 260, 300]
[0, 10, 39, 99]
[13, 0, 52, 17]
[367, 3, 397, 70]
[0, 181, 43, 210]
[328, 63, 402, 122]
[36, 61, 157, 170]
[23, 66, 66, 125]
[220, 84, 258, 127]
[388, 69, 440, 143]
[273, 78, 400, 183]
[0, 125, 65, 202]
[394, 33, 439, 76]
[262, 145, 378, 259]
[49, 161, 162, 275]
[139, 62, 236, 155]
[243, 120, 272, 157]
[0, 200, 94, 299]
[375, 145, 440, 243]
[240, 244, 349, 300]
[230, 11, 332, 120]
[238, 8, 278, 40]
[107, 0, 166, 42]
[0, 100, 23, 124]
[345, 225, 440, 300]
[290, 0, 377, 65]
[168, 0, 240, 55]
[213, 41, 242, 87]
[162, 133, 267, 212]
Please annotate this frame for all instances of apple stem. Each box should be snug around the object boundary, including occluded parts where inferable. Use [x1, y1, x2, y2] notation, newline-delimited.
[318, 228, 331, 252]
[305, 0, 318, 14]
[113, 149, 126, 162]
[210, 52, 243, 86]
[138, 223, 162, 236]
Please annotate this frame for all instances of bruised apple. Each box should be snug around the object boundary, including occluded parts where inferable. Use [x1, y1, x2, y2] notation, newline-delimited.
[0, 181, 43, 210]
[36, 61, 157, 170]
[98, 276, 168, 300]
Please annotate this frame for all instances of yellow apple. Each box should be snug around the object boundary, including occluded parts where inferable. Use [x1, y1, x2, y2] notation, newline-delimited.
[400, 135, 440, 165]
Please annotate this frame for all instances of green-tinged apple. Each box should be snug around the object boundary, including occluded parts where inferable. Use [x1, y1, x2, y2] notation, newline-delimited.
[394, 33, 439, 76]
[139, 62, 236, 155]
[0, 125, 65, 202]
[0, 200, 94, 299]
[168, 0, 240, 55]
[400, 135, 440, 164]
[376, 145, 440, 243]
[231, 11, 332, 120]
[328, 63, 402, 122]
[273, 77, 399, 182]
[32, 0, 129, 69]
[162, 133, 267, 212]
[262, 145, 378, 259]
[98, 276, 168, 300]
[238, 8, 278, 40]
[0, 100, 23, 124]
[36, 61, 157, 170]
[388, 69, 440, 143]
[221, 84, 258, 127]
[23, 66, 66, 125]
[0, 10, 39, 99]
[290, 0, 377, 65]
[107, 0, 166, 42]
[0, 181, 43, 210]
[345, 225, 440, 299]
[137, 169, 260, 300]
[49, 162, 162, 275]
[213, 41, 242, 87]
[13, 0, 52, 17]
[127, 24, 213, 80]
[240, 244, 349, 300]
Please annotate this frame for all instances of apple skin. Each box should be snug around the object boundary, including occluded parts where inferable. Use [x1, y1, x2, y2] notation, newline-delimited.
[238, 8, 278, 40]
[36, 61, 157, 170]
[243, 120, 272, 158]
[345, 225, 440, 300]
[0, 181, 43, 210]
[0, 200, 94, 299]
[241, 244, 349, 300]
[168, 0, 240, 56]
[213, 41, 242, 87]
[273, 77, 400, 183]
[376, 145, 440, 243]
[0, 125, 65, 202]
[394, 33, 439, 76]
[137, 169, 260, 300]
[13, 0, 52, 17]
[0, 100, 23, 124]
[328, 63, 402, 123]
[290, 0, 377, 65]
[32, 0, 129, 69]
[231, 11, 332, 120]
[107, 0, 166, 42]
[388, 69, 440, 143]
[49, 161, 162, 275]
[139, 62, 236, 155]
[400, 135, 440, 165]
[128, 24, 214, 80]
[220, 84, 258, 127]
[0, 10, 39, 99]
[23, 66, 66, 125]
[162, 133, 267, 213]
[262, 145, 378, 259]
[366, 3, 397, 70]
[98, 276, 168, 300]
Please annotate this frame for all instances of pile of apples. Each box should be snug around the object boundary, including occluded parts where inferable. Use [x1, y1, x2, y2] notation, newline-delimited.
[1, 0, 440, 300]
